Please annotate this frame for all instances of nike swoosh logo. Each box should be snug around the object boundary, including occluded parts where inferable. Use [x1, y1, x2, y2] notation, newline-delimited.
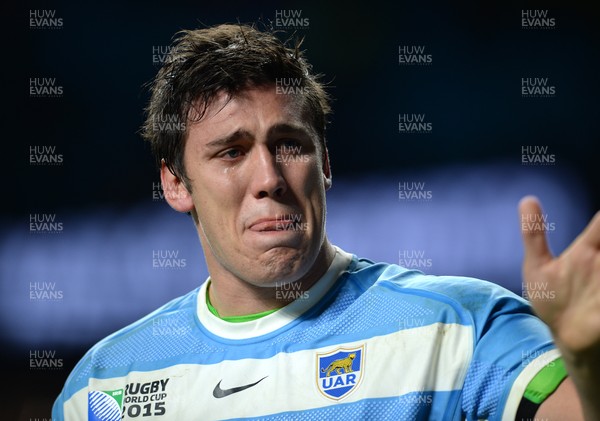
[212, 376, 268, 398]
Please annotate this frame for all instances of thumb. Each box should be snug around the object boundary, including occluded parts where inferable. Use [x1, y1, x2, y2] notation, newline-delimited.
[519, 195, 554, 268]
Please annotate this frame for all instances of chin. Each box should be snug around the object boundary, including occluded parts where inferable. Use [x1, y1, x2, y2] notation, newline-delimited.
[250, 248, 310, 287]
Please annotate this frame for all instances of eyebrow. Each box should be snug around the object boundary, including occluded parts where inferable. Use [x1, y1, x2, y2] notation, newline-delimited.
[204, 123, 313, 150]
[267, 123, 312, 138]
[204, 129, 253, 150]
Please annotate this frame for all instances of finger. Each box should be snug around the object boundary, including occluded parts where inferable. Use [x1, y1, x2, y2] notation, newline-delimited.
[519, 195, 554, 266]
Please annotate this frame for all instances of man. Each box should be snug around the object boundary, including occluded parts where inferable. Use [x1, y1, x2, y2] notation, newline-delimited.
[53, 23, 599, 420]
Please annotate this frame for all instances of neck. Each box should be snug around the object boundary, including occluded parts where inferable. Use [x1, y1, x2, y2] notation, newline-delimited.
[207, 241, 336, 318]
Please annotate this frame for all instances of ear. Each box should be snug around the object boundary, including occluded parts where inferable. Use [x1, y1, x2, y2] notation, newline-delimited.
[160, 160, 195, 213]
[322, 146, 332, 190]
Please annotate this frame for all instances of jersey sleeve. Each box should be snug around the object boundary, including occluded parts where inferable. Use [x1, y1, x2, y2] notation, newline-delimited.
[383, 268, 561, 420]
[448, 276, 558, 420]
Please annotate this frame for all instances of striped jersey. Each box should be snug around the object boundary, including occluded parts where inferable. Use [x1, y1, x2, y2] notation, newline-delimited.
[52, 246, 558, 420]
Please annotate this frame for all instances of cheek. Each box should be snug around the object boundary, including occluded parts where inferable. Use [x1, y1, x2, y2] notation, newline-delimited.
[286, 163, 326, 211]
[190, 173, 243, 226]
[304, 162, 327, 195]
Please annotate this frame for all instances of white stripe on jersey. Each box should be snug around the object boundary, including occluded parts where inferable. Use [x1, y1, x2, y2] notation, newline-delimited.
[63, 322, 473, 420]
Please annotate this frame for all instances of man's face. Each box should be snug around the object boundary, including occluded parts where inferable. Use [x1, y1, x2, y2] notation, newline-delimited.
[179, 86, 331, 287]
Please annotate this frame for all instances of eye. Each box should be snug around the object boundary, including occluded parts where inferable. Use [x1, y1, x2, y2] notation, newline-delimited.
[219, 148, 244, 160]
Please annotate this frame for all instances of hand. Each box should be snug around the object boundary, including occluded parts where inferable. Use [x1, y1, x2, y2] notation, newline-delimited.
[519, 195, 600, 356]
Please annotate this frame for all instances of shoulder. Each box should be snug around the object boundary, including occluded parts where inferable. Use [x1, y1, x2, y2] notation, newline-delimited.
[348, 254, 524, 302]
[59, 288, 202, 397]
[93, 286, 200, 347]
[344, 254, 533, 327]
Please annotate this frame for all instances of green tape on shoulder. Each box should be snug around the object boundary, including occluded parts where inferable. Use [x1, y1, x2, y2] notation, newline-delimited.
[523, 357, 568, 404]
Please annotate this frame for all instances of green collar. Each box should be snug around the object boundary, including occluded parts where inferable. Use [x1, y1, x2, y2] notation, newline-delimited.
[206, 281, 278, 323]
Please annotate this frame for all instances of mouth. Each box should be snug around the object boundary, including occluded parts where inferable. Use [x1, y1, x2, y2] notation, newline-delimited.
[248, 215, 305, 232]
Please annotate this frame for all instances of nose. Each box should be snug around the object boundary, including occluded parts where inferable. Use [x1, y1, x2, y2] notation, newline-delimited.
[249, 145, 287, 199]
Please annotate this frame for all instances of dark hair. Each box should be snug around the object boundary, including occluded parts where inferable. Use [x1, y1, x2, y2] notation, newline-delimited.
[141, 23, 331, 188]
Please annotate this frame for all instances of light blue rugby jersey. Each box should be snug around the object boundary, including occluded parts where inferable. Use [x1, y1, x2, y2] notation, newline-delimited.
[53, 247, 558, 421]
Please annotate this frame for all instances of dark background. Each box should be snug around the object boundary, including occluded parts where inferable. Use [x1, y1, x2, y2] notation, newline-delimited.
[4, 1, 599, 419]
